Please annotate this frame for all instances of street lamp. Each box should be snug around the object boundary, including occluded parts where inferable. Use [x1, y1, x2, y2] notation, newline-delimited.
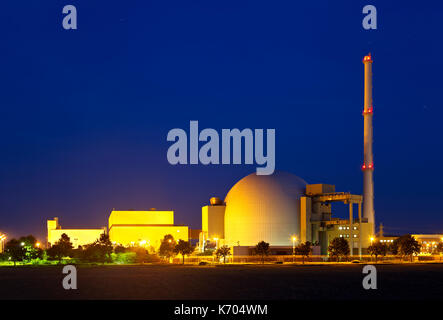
[213, 237, 219, 250]
[292, 236, 297, 255]
[370, 237, 374, 244]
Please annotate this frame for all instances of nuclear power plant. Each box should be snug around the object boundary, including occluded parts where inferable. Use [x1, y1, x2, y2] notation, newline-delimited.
[46, 54, 437, 258]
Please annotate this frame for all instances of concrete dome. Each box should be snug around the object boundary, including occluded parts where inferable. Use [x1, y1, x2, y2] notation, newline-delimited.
[224, 171, 307, 247]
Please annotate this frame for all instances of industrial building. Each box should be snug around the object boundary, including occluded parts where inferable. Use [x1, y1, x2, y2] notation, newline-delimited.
[108, 210, 189, 247]
[47, 210, 189, 249]
[47, 217, 105, 248]
[200, 172, 374, 256]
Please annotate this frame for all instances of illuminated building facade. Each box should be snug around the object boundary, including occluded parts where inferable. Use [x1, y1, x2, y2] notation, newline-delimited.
[47, 217, 105, 248]
[411, 234, 443, 254]
[108, 210, 189, 247]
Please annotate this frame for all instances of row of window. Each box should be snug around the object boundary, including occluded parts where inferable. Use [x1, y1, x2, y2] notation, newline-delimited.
[338, 226, 358, 230]
[339, 234, 358, 238]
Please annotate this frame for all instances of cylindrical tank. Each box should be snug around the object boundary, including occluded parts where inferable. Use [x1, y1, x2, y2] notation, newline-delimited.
[210, 197, 223, 206]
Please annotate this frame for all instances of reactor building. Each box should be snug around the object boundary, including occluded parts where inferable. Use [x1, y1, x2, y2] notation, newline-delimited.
[200, 172, 373, 255]
[200, 54, 377, 256]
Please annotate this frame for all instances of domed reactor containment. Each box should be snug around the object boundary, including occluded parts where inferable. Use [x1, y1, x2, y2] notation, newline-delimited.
[224, 172, 307, 247]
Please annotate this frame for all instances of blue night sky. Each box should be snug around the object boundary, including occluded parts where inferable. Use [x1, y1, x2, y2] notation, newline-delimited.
[0, 1, 442, 241]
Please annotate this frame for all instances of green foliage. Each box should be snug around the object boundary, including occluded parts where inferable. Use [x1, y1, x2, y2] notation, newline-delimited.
[294, 242, 312, 264]
[328, 237, 350, 261]
[254, 241, 270, 264]
[174, 240, 194, 264]
[393, 235, 421, 261]
[215, 245, 231, 263]
[114, 245, 126, 254]
[111, 252, 137, 264]
[4, 235, 43, 265]
[79, 233, 113, 264]
[46, 233, 73, 262]
[159, 234, 176, 260]
[5, 239, 25, 265]
[367, 242, 388, 262]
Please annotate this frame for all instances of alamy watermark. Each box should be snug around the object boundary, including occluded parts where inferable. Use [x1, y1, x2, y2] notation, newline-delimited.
[62, 265, 77, 290]
[167, 121, 275, 175]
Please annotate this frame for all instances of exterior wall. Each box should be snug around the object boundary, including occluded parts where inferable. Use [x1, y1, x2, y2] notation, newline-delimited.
[300, 197, 311, 243]
[202, 205, 225, 240]
[306, 184, 335, 195]
[326, 222, 374, 254]
[109, 210, 174, 227]
[48, 229, 105, 248]
[109, 225, 188, 248]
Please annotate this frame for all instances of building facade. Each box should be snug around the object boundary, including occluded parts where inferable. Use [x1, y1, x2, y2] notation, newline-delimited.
[47, 217, 105, 248]
[108, 210, 189, 248]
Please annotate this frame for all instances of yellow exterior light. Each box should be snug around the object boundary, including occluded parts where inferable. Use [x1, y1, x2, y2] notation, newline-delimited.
[20, 242, 25, 246]
[139, 240, 147, 246]
[168, 239, 172, 243]
[36, 242, 41, 247]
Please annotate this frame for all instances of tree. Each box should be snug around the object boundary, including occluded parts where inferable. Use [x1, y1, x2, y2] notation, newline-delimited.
[174, 240, 194, 264]
[18, 235, 43, 261]
[5, 239, 25, 266]
[396, 235, 420, 262]
[254, 241, 270, 264]
[215, 245, 231, 264]
[159, 234, 176, 261]
[114, 245, 126, 254]
[367, 242, 388, 263]
[294, 242, 312, 264]
[328, 237, 350, 262]
[95, 233, 113, 264]
[47, 233, 73, 263]
[388, 241, 399, 256]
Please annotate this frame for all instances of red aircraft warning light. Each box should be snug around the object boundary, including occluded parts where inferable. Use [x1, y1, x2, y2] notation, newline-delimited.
[362, 106, 374, 115]
[363, 53, 373, 63]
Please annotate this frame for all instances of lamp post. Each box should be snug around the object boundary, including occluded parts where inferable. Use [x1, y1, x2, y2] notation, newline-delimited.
[292, 236, 297, 263]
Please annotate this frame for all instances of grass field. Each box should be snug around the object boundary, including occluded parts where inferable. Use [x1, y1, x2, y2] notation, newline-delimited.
[1, 263, 443, 300]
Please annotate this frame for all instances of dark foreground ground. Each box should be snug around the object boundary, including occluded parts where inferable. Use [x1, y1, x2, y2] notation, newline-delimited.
[0, 263, 442, 300]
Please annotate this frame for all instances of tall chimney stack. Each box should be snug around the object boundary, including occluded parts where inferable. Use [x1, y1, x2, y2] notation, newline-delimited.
[362, 53, 375, 233]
